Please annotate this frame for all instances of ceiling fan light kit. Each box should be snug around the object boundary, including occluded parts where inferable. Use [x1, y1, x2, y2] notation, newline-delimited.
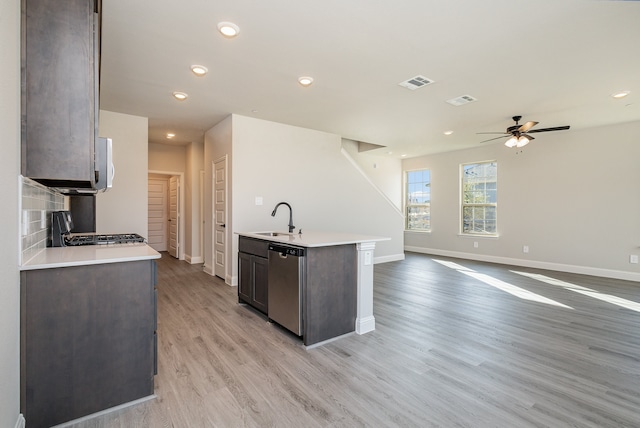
[479, 115, 570, 148]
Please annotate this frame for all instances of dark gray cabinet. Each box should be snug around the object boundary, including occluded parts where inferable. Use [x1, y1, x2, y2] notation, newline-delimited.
[238, 237, 269, 314]
[303, 245, 357, 346]
[238, 236, 358, 346]
[21, 0, 101, 189]
[20, 260, 157, 428]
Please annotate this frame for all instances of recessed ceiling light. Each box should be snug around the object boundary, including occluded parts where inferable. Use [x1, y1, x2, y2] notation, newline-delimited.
[172, 91, 188, 101]
[298, 76, 314, 87]
[166, 133, 175, 139]
[217, 22, 240, 38]
[444, 130, 453, 135]
[190, 65, 208, 76]
[612, 90, 630, 99]
[401, 154, 407, 157]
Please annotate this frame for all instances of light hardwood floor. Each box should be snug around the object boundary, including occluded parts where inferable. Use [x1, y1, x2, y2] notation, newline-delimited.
[70, 252, 640, 428]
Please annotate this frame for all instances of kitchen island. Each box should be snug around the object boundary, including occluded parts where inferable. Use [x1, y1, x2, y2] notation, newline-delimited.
[20, 244, 160, 428]
[237, 231, 388, 347]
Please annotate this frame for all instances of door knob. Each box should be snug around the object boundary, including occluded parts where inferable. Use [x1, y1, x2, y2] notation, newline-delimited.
[221, 224, 226, 228]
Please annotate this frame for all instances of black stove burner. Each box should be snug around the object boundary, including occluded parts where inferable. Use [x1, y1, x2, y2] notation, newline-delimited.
[65, 233, 146, 246]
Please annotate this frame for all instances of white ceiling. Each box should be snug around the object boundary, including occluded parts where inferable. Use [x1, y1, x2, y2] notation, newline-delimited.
[99, 0, 640, 158]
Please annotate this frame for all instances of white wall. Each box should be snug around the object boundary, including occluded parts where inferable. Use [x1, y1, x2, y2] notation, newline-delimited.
[148, 142, 186, 173]
[97, 111, 149, 236]
[342, 138, 403, 210]
[403, 120, 640, 280]
[227, 115, 404, 280]
[1, 0, 21, 425]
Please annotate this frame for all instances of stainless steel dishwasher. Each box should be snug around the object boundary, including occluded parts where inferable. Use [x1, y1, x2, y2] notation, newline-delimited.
[268, 243, 305, 336]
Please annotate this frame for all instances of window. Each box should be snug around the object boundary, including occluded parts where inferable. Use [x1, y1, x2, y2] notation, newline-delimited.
[461, 161, 497, 235]
[405, 169, 431, 231]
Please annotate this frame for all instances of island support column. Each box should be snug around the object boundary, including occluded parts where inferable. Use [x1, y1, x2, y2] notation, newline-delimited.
[355, 241, 376, 334]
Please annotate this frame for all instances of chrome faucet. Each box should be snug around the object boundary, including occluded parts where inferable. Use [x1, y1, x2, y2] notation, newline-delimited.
[271, 202, 295, 233]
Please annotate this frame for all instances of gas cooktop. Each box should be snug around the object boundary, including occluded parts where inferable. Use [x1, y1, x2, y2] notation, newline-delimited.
[65, 233, 147, 246]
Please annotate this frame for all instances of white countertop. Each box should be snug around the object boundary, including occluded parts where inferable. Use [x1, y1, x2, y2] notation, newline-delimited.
[20, 243, 161, 271]
[237, 230, 390, 248]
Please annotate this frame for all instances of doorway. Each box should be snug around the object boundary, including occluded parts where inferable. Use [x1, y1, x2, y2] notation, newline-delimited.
[213, 157, 228, 280]
[148, 175, 168, 252]
[148, 172, 184, 259]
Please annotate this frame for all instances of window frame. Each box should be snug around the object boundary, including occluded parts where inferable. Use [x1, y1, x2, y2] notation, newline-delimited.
[460, 160, 497, 236]
[404, 168, 431, 232]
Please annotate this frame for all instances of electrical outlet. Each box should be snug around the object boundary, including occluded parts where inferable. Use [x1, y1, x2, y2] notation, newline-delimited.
[473, 241, 479, 248]
[255, 196, 263, 206]
[523, 245, 529, 253]
[631, 255, 639, 264]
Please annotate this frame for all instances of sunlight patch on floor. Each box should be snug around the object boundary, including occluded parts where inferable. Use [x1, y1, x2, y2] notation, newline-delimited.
[432, 260, 573, 309]
[511, 271, 640, 313]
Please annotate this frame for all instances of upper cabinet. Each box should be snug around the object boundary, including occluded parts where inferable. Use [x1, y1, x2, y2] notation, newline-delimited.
[21, 0, 102, 191]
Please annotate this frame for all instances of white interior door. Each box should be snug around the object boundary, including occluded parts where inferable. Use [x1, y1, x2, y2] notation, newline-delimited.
[214, 157, 227, 279]
[148, 177, 168, 252]
[169, 176, 179, 258]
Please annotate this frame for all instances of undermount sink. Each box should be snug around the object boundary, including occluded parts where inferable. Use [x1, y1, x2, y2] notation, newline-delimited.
[255, 231, 291, 237]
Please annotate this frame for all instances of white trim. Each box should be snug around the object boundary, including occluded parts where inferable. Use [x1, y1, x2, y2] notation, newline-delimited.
[404, 246, 640, 282]
[185, 254, 204, 264]
[14, 414, 25, 428]
[203, 264, 213, 275]
[355, 315, 376, 335]
[374, 253, 405, 264]
[227, 274, 237, 286]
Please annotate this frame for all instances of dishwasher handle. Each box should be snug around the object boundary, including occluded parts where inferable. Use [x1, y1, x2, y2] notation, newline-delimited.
[268, 243, 305, 257]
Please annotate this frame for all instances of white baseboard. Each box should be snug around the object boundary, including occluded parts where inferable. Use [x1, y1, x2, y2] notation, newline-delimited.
[374, 253, 405, 264]
[203, 264, 213, 275]
[355, 316, 376, 335]
[15, 414, 25, 428]
[227, 274, 237, 286]
[404, 246, 640, 282]
[185, 254, 204, 264]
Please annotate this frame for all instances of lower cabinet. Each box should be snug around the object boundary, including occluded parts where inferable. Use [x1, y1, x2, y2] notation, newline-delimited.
[20, 260, 157, 428]
[238, 237, 268, 314]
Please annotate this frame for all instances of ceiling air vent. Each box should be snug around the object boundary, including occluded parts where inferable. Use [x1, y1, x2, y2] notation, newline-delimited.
[398, 75, 434, 90]
[446, 95, 478, 106]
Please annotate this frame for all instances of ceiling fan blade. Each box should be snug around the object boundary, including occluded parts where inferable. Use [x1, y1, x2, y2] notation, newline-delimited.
[518, 121, 538, 132]
[527, 125, 570, 134]
[476, 132, 509, 135]
[479, 135, 509, 143]
[522, 134, 535, 141]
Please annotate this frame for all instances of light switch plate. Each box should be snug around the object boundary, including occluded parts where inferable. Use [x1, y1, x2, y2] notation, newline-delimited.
[22, 210, 29, 236]
[255, 196, 263, 206]
[631, 254, 639, 264]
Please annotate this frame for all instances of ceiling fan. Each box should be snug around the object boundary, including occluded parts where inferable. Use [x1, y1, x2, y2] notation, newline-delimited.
[478, 116, 570, 148]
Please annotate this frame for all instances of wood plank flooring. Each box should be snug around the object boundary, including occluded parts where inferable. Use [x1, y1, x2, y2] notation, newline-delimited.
[69, 252, 640, 428]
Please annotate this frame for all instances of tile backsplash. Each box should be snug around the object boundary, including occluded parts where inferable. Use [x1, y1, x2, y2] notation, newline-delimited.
[20, 176, 65, 264]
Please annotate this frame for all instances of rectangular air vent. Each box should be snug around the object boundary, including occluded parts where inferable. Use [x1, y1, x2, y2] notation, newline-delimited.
[398, 75, 434, 90]
[446, 95, 478, 106]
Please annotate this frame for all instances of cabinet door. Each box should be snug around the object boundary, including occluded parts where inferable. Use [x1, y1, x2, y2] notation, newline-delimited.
[22, 0, 98, 187]
[21, 260, 154, 427]
[252, 256, 268, 313]
[238, 252, 252, 304]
